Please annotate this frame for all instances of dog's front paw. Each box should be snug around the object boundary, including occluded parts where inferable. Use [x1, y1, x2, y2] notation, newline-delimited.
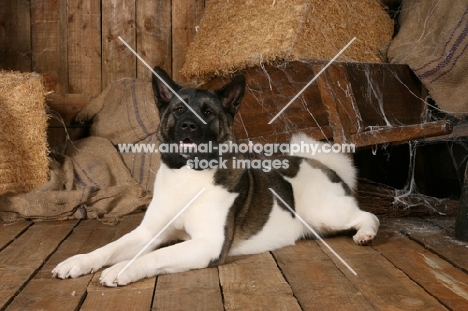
[52, 254, 101, 279]
[99, 261, 143, 287]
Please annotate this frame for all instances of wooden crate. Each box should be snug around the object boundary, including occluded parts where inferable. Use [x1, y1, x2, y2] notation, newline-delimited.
[203, 60, 452, 147]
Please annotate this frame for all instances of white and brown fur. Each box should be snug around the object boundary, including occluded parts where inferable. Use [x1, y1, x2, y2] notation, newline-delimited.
[52, 67, 379, 286]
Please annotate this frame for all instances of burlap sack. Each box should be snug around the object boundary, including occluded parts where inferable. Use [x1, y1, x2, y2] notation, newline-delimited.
[76, 78, 161, 192]
[386, 0, 468, 116]
[0, 78, 161, 223]
[76, 78, 159, 145]
[119, 133, 160, 192]
[0, 137, 152, 224]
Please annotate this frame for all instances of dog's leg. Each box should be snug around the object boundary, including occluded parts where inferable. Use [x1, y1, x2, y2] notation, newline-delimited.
[350, 211, 380, 245]
[99, 236, 224, 286]
[51, 224, 171, 279]
[98, 198, 230, 286]
[52, 199, 179, 279]
[298, 195, 379, 245]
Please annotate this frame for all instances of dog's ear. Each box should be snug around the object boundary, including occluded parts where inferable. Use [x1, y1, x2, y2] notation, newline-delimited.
[152, 66, 181, 111]
[216, 75, 246, 116]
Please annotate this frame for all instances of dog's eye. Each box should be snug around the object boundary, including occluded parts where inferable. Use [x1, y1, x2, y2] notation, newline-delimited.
[203, 109, 212, 117]
[174, 107, 184, 114]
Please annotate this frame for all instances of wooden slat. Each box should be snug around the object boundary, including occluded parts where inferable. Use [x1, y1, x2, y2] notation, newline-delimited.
[136, 0, 172, 80]
[5, 220, 96, 311]
[319, 236, 448, 310]
[351, 120, 453, 147]
[2, 215, 467, 309]
[67, 0, 102, 97]
[47, 127, 89, 149]
[385, 218, 468, 273]
[425, 217, 457, 232]
[7, 214, 144, 311]
[102, 0, 137, 89]
[421, 123, 468, 142]
[346, 62, 426, 127]
[0, 220, 78, 310]
[46, 93, 91, 148]
[0, 220, 31, 251]
[153, 268, 223, 310]
[47, 94, 90, 126]
[5, 272, 91, 311]
[374, 220, 468, 310]
[81, 274, 155, 311]
[171, 0, 205, 82]
[273, 240, 374, 310]
[202, 62, 331, 143]
[30, 0, 68, 94]
[314, 66, 347, 144]
[78, 214, 156, 310]
[219, 252, 302, 311]
[314, 63, 364, 144]
[0, 0, 31, 71]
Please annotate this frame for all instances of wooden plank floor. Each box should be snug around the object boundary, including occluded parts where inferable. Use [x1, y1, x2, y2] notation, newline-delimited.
[1, 214, 468, 310]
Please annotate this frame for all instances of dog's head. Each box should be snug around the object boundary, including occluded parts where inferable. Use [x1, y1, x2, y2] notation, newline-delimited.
[152, 66, 246, 169]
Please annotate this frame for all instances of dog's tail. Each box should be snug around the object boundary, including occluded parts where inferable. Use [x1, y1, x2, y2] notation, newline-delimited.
[289, 133, 357, 190]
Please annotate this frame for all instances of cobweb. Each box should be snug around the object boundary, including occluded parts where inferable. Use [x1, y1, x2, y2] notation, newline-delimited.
[238, 57, 467, 218]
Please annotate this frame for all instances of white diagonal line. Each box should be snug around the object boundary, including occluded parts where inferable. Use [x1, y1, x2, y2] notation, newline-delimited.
[118, 36, 207, 125]
[115, 187, 207, 280]
[268, 37, 356, 124]
[268, 188, 357, 276]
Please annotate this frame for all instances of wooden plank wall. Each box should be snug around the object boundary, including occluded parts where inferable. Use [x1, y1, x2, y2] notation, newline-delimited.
[0, 0, 207, 146]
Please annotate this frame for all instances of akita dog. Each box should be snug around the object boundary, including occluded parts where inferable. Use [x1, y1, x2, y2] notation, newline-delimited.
[53, 67, 379, 286]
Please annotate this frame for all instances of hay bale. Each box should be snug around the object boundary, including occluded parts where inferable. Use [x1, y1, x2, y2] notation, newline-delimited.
[182, 0, 394, 82]
[0, 71, 49, 195]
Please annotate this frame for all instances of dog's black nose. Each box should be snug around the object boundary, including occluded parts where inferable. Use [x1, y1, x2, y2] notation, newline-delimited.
[181, 121, 197, 132]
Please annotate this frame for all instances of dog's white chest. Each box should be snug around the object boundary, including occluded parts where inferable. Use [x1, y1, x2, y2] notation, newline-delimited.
[154, 165, 214, 198]
[146, 165, 236, 233]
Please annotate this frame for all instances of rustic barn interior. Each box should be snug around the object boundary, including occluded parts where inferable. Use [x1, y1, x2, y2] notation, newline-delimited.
[1, 0, 468, 309]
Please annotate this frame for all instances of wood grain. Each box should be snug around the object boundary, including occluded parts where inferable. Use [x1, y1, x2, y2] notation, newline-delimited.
[0, 220, 31, 251]
[172, 0, 205, 82]
[67, 0, 102, 96]
[374, 220, 468, 310]
[81, 274, 155, 311]
[351, 120, 453, 147]
[219, 252, 302, 311]
[47, 94, 90, 126]
[0, 0, 31, 71]
[78, 214, 156, 311]
[273, 240, 374, 310]
[153, 268, 223, 310]
[0, 221, 78, 309]
[30, 0, 68, 94]
[1, 215, 466, 310]
[314, 63, 364, 143]
[319, 236, 447, 310]
[382, 218, 468, 273]
[136, 0, 172, 80]
[102, 0, 137, 88]
[7, 214, 144, 311]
